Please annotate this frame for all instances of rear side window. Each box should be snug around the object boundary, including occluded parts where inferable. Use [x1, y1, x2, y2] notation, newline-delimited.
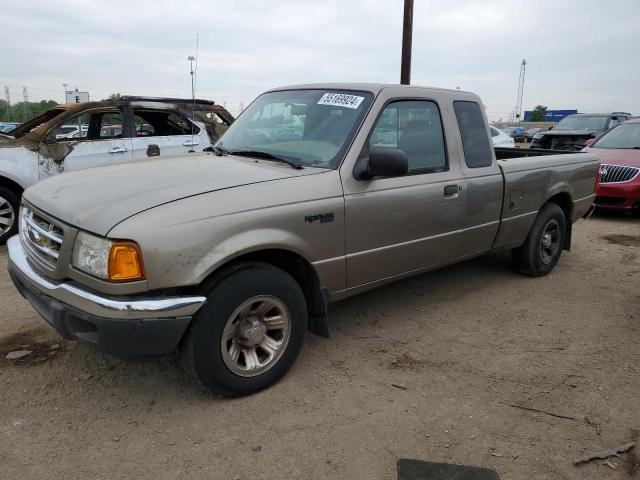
[453, 101, 493, 168]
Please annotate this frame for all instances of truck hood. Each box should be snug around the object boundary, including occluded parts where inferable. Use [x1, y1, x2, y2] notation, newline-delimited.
[24, 152, 319, 236]
[542, 129, 600, 137]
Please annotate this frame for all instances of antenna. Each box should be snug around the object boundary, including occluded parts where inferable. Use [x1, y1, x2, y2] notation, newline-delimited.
[187, 33, 199, 153]
[515, 59, 526, 125]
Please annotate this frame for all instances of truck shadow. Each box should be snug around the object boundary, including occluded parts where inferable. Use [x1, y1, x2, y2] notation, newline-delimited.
[53, 251, 520, 401]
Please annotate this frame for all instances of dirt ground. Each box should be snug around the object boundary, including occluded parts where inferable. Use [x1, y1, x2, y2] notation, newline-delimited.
[1, 212, 638, 480]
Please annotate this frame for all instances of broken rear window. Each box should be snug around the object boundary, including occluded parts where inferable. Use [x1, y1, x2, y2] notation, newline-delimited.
[132, 110, 199, 137]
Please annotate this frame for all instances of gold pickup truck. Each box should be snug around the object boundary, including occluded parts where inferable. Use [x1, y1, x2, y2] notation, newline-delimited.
[7, 84, 599, 396]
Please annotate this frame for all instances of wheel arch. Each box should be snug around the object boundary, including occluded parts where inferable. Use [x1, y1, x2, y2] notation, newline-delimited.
[0, 174, 26, 197]
[545, 191, 573, 250]
[194, 248, 330, 338]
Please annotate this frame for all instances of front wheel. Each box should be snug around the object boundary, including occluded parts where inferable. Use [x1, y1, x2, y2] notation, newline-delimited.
[512, 203, 567, 277]
[0, 186, 20, 245]
[180, 263, 307, 397]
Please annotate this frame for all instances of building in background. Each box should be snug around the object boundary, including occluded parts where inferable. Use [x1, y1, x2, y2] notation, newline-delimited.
[523, 109, 577, 122]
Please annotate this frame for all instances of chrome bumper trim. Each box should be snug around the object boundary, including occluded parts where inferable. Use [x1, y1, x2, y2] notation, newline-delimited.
[7, 236, 206, 320]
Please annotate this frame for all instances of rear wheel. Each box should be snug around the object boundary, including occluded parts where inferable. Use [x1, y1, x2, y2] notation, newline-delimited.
[512, 203, 567, 277]
[180, 263, 307, 397]
[0, 186, 19, 245]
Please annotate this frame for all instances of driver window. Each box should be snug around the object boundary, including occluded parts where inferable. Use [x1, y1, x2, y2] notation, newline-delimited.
[369, 100, 447, 173]
[51, 113, 90, 141]
[52, 110, 123, 141]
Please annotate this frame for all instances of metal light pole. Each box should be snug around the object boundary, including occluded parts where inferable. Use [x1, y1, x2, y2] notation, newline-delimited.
[400, 0, 414, 85]
[62, 83, 68, 104]
[187, 55, 197, 152]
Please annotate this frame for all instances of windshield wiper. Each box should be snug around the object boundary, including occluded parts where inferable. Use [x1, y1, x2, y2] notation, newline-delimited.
[226, 149, 305, 170]
[213, 144, 230, 156]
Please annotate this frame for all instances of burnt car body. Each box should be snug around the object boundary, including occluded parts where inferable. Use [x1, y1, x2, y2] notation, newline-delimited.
[530, 113, 632, 151]
[0, 96, 234, 243]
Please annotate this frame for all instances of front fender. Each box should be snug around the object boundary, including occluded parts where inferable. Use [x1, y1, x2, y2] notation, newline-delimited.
[192, 227, 315, 285]
[0, 147, 39, 190]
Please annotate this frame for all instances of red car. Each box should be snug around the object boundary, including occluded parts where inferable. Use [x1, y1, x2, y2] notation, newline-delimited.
[583, 118, 640, 215]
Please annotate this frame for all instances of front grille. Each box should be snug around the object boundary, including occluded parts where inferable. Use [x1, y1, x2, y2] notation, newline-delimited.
[20, 207, 64, 269]
[599, 164, 640, 184]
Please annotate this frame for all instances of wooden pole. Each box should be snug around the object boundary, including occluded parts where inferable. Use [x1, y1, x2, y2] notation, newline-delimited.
[400, 0, 414, 85]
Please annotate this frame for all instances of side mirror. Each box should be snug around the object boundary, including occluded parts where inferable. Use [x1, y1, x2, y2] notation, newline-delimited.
[354, 147, 409, 180]
[585, 138, 595, 147]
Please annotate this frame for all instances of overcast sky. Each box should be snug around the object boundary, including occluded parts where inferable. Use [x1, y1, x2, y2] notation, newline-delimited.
[1, 0, 638, 120]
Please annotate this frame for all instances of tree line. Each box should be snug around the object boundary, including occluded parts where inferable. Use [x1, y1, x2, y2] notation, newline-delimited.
[0, 99, 58, 123]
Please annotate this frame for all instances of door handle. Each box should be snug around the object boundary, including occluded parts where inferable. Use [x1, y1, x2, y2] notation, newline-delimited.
[183, 140, 200, 146]
[444, 184, 459, 196]
[109, 146, 127, 154]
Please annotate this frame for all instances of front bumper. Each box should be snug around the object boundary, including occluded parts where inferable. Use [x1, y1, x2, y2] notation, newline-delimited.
[7, 236, 206, 356]
[595, 180, 640, 211]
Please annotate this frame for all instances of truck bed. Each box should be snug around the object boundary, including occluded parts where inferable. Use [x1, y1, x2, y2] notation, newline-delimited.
[494, 147, 584, 160]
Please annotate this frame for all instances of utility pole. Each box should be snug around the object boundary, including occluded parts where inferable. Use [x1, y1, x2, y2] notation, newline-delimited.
[62, 83, 68, 103]
[22, 86, 29, 121]
[400, 0, 414, 85]
[515, 59, 526, 124]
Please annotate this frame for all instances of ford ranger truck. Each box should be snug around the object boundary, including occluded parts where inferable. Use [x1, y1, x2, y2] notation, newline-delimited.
[7, 84, 599, 396]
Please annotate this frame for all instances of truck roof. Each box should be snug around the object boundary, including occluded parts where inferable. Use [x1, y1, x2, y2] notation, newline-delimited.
[268, 83, 473, 95]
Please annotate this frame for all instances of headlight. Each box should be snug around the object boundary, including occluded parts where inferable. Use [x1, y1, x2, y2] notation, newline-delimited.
[72, 231, 145, 282]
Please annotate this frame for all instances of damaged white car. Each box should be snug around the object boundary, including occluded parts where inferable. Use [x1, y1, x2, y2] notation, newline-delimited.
[0, 96, 234, 243]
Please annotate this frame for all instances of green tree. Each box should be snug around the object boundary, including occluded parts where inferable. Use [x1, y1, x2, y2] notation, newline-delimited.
[104, 93, 121, 101]
[0, 99, 57, 123]
[529, 105, 548, 122]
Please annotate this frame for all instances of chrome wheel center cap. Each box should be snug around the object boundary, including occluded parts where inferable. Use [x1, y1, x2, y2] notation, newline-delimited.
[542, 233, 552, 248]
[235, 317, 267, 347]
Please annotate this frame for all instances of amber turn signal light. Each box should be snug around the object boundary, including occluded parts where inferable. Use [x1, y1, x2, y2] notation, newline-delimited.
[108, 242, 145, 282]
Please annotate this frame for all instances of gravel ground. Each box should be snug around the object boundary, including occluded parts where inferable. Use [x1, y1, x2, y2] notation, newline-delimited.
[0, 212, 638, 480]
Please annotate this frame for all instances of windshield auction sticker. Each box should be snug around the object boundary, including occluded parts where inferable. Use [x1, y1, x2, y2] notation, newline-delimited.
[317, 93, 365, 109]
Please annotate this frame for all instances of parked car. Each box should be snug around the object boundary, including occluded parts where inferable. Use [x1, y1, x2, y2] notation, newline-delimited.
[531, 113, 632, 151]
[7, 84, 598, 396]
[54, 124, 89, 139]
[582, 118, 640, 215]
[525, 127, 551, 142]
[0, 122, 20, 134]
[501, 126, 527, 142]
[490, 126, 516, 147]
[0, 96, 234, 243]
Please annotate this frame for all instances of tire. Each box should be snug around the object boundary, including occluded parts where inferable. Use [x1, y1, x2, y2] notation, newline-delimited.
[180, 263, 307, 397]
[0, 186, 20, 245]
[512, 202, 567, 277]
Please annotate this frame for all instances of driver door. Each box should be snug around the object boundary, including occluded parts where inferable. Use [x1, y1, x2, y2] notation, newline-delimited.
[39, 107, 132, 178]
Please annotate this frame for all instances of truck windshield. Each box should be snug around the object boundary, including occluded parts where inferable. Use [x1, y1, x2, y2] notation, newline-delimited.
[215, 89, 373, 169]
[593, 123, 640, 149]
[554, 115, 608, 131]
